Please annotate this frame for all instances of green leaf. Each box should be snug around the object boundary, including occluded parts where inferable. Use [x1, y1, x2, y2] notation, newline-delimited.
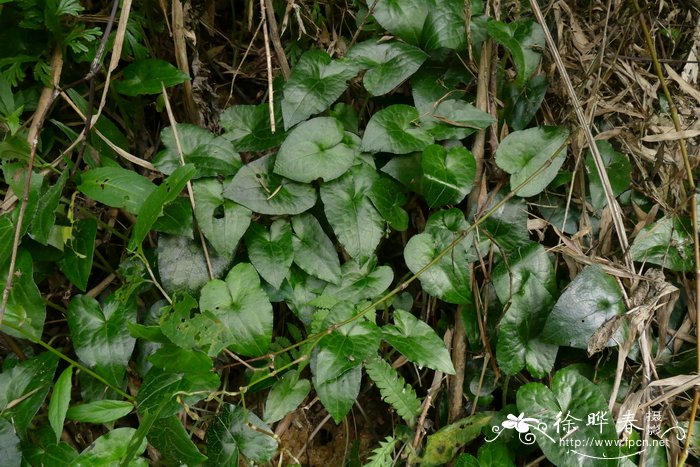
[291, 213, 342, 284]
[207, 404, 278, 465]
[380, 152, 423, 193]
[158, 234, 231, 295]
[148, 415, 208, 466]
[152, 197, 193, 238]
[274, 117, 356, 183]
[503, 74, 548, 130]
[223, 154, 317, 215]
[362, 104, 433, 154]
[541, 265, 625, 349]
[312, 355, 362, 423]
[113, 58, 189, 95]
[30, 169, 68, 244]
[66, 291, 137, 388]
[478, 196, 530, 252]
[321, 164, 384, 261]
[364, 436, 397, 467]
[347, 40, 427, 96]
[494, 126, 569, 197]
[365, 357, 421, 425]
[368, 175, 408, 231]
[59, 217, 97, 291]
[193, 178, 251, 257]
[372, 0, 432, 45]
[493, 244, 558, 377]
[421, 144, 476, 207]
[419, 413, 493, 466]
[403, 209, 473, 304]
[66, 400, 134, 424]
[220, 104, 287, 152]
[199, 262, 273, 356]
[281, 50, 359, 129]
[422, 0, 467, 50]
[630, 214, 695, 272]
[318, 314, 381, 380]
[73, 427, 147, 465]
[430, 99, 495, 133]
[585, 140, 631, 212]
[382, 309, 455, 374]
[487, 19, 545, 85]
[516, 367, 619, 466]
[48, 366, 72, 442]
[78, 166, 155, 215]
[154, 124, 241, 178]
[0, 249, 46, 340]
[0, 352, 58, 438]
[245, 220, 294, 289]
[264, 371, 311, 424]
[0, 419, 21, 467]
[148, 344, 213, 375]
[0, 214, 15, 264]
[323, 260, 394, 304]
[129, 164, 197, 250]
[136, 366, 219, 419]
[160, 293, 230, 355]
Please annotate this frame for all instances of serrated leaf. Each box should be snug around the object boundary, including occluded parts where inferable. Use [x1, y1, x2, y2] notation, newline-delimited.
[372, 0, 432, 45]
[421, 144, 476, 207]
[382, 309, 454, 374]
[347, 40, 427, 96]
[193, 178, 251, 257]
[157, 234, 232, 295]
[66, 290, 137, 388]
[207, 404, 278, 465]
[486, 19, 545, 85]
[365, 357, 421, 425]
[199, 262, 273, 356]
[516, 367, 619, 466]
[364, 436, 397, 467]
[129, 164, 197, 250]
[48, 366, 72, 442]
[223, 154, 317, 215]
[59, 217, 97, 291]
[630, 214, 695, 272]
[274, 117, 356, 183]
[362, 104, 433, 154]
[154, 124, 241, 178]
[148, 415, 208, 466]
[113, 59, 189, 95]
[494, 126, 569, 197]
[66, 400, 134, 424]
[404, 209, 473, 305]
[321, 164, 384, 261]
[78, 166, 155, 214]
[245, 220, 294, 289]
[0, 352, 58, 439]
[493, 243, 558, 377]
[72, 428, 147, 465]
[264, 371, 311, 423]
[291, 213, 341, 284]
[281, 50, 359, 129]
[220, 104, 287, 152]
[585, 140, 631, 212]
[0, 249, 46, 340]
[541, 265, 625, 349]
[422, 0, 467, 50]
[368, 175, 408, 231]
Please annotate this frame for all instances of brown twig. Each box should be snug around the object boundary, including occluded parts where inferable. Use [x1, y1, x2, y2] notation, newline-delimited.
[264, 0, 291, 78]
[260, 0, 277, 132]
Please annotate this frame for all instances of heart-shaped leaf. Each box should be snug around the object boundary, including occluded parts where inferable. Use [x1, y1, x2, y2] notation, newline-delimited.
[264, 371, 310, 424]
[281, 50, 359, 129]
[421, 0, 467, 50]
[312, 351, 362, 423]
[487, 19, 545, 85]
[368, 175, 409, 231]
[585, 140, 631, 212]
[274, 117, 356, 183]
[220, 104, 287, 152]
[208, 405, 278, 465]
[347, 40, 427, 96]
[199, 262, 273, 356]
[223, 154, 317, 215]
[0, 249, 46, 340]
[193, 178, 251, 257]
[372, 0, 432, 45]
[362, 104, 433, 154]
[113, 59, 189, 95]
[630, 214, 695, 272]
[494, 126, 568, 197]
[421, 144, 476, 207]
[245, 220, 294, 289]
[291, 213, 341, 284]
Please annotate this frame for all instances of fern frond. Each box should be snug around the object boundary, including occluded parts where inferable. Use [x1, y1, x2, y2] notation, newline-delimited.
[365, 357, 421, 426]
[363, 436, 397, 467]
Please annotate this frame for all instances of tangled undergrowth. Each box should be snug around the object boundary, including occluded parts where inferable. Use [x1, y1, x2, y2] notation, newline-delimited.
[1, 0, 700, 466]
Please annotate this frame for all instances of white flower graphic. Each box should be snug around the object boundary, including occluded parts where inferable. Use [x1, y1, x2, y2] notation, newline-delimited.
[502, 413, 539, 433]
